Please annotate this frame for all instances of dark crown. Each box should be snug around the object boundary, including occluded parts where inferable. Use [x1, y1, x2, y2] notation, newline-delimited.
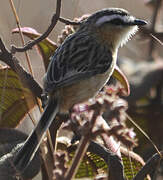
[82, 8, 146, 27]
[85, 8, 129, 23]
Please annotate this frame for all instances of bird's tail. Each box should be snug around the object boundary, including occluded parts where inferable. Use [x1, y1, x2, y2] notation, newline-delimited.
[13, 97, 59, 174]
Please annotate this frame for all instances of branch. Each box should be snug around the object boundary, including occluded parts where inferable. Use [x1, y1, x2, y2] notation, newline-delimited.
[140, 27, 163, 42]
[0, 38, 43, 98]
[11, 0, 62, 53]
[133, 151, 163, 180]
[59, 17, 82, 25]
[64, 104, 101, 180]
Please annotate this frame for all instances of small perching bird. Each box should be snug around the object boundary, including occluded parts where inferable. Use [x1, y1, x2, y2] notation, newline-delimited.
[14, 8, 146, 174]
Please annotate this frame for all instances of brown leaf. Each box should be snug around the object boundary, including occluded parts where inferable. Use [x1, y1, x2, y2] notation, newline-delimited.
[0, 65, 35, 127]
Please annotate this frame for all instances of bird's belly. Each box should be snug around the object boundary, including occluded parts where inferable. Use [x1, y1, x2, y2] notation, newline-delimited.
[59, 67, 114, 113]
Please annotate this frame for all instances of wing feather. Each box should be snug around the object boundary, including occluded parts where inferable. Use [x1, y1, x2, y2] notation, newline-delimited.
[44, 33, 113, 93]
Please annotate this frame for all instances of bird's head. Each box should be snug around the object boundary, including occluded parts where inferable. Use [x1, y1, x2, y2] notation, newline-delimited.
[80, 8, 147, 50]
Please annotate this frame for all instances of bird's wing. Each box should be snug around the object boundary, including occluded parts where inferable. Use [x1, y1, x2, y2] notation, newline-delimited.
[44, 34, 113, 93]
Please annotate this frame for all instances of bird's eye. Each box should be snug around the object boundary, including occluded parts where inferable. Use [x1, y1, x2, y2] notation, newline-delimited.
[109, 18, 125, 25]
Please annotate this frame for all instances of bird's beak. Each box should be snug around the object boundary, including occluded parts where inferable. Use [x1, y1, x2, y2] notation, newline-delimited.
[112, 65, 130, 96]
[131, 19, 147, 26]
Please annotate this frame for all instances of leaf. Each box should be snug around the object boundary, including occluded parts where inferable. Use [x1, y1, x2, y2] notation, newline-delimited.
[57, 137, 150, 179]
[12, 27, 58, 70]
[121, 148, 150, 180]
[0, 65, 36, 128]
[113, 65, 130, 96]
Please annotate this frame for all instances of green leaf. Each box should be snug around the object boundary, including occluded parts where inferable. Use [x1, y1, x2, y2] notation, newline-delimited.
[0, 65, 36, 128]
[122, 153, 144, 179]
[69, 151, 107, 178]
[57, 137, 150, 179]
[12, 27, 58, 70]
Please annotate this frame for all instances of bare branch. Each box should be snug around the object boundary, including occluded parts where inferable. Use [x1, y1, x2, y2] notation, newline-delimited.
[133, 151, 163, 180]
[11, 0, 62, 53]
[59, 17, 82, 25]
[0, 38, 43, 98]
[64, 104, 101, 180]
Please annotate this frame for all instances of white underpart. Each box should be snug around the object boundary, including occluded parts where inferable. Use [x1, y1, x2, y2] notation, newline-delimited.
[120, 25, 138, 47]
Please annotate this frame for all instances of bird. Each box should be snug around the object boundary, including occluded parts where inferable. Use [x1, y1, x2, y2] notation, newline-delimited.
[13, 8, 147, 175]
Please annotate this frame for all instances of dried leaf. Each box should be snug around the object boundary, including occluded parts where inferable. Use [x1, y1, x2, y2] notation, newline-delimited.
[12, 27, 58, 70]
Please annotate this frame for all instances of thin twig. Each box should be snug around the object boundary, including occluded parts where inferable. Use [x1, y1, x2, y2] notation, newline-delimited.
[9, 0, 33, 74]
[11, 0, 61, 53]
[64, 107, 101, 180]
[140, 27, 163, 45]
[125, 113, 162, 158]
[150, 33, 163, 46]
[9, 0, 38, 126]
[64, 135, 90, 180]
[59, 17, 81, 25]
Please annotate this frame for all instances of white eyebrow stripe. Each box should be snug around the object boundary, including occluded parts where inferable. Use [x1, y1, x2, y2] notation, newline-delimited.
[95, 14, 135, 26]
